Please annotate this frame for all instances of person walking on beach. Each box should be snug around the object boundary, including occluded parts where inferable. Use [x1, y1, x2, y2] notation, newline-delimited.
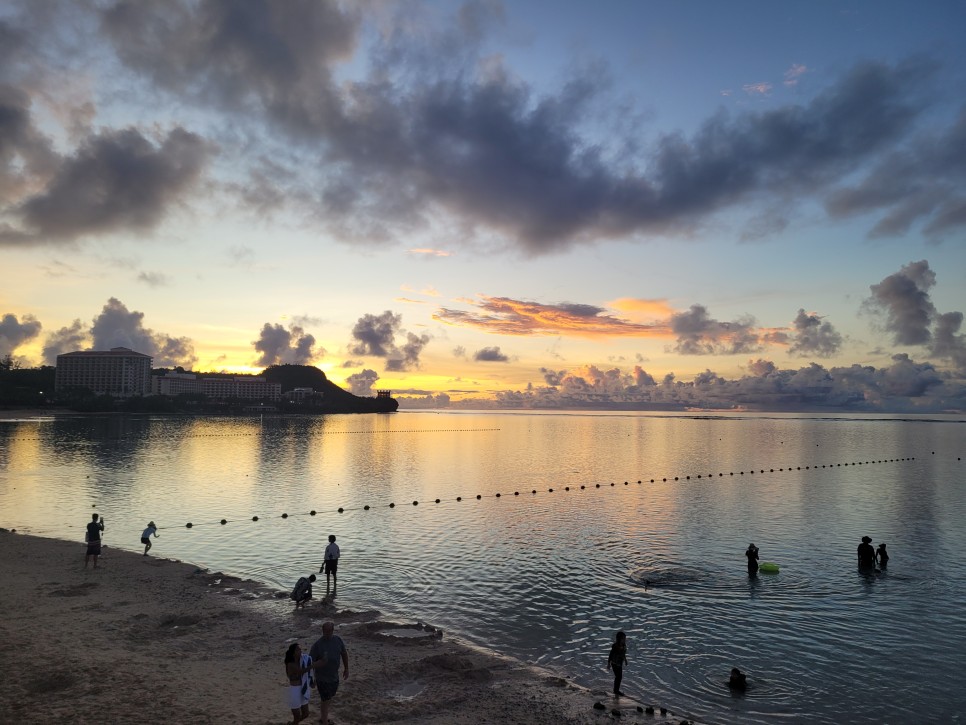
[607, 630, 628, 697]
[320, 535, 340, 590]
[858, 536, 877, 569]
[309, 622, 349, 725]
[284, 642, 329, 724]
[876, 543, 889, 567]
[84, 513, 105, 569]
[745, 543, 759, 575]
[141, 521, 159, 556]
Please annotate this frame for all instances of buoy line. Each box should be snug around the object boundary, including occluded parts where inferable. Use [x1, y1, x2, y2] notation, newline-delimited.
[114, 455, 921, 533]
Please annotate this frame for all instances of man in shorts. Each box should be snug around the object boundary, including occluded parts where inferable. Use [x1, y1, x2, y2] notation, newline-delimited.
[309, 621, 348, 725]
[320, 534, 340, 590]
[85, 513, 105, 568]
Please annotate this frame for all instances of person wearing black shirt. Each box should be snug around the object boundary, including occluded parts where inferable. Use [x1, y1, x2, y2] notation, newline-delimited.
[85, 513, 105, 569]
[857, 536, 876, 569]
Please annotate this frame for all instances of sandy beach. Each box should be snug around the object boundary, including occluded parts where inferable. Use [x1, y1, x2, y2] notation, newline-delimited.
[0, 530, 697, 724]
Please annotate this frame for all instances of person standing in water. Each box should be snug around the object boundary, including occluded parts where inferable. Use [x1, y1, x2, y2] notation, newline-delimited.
[141, 521, 159, 556]
[745, 543, 759, 574]
[876, 543, 889, 567]
[858, 536, 877, 569]
[606, 630, 628, 697]
[320, 535, 340, 590]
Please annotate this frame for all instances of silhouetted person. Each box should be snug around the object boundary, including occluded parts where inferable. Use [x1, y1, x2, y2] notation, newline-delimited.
[309, 622, 349, 725]
[729, 667, 747, 691]
[84, 513, 105, 568]
[320, 534, 340, 589]
[858, 536, 876, 569]
[141, 521, 158, 556]
[746, 543, 759, 574]
[876, 543, 889, 567]
[607, 630, 628, 697]
[291, 574, 316, 608]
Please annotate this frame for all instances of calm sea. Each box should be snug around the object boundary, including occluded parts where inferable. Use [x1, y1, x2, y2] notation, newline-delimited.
[1, 410, 964, 724]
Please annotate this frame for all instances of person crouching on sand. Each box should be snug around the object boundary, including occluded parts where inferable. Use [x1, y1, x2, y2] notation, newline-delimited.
[141, 521, 158, 556]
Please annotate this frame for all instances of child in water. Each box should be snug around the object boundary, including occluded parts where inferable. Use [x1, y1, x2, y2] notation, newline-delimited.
[876, 543, 889, 566]
[729, 667, 748, 691]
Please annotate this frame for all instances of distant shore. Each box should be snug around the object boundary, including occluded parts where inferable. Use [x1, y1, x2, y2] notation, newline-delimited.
[0, 530, 698, 724]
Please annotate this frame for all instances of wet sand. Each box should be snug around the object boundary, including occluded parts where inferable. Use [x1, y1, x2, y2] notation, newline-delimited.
[0, 530, 697, 724]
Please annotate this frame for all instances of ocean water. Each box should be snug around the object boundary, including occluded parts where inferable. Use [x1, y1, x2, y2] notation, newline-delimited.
[1, 410, 964, 724]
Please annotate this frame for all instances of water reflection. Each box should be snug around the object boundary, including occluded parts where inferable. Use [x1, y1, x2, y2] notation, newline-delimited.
[1, 411, 965, 724]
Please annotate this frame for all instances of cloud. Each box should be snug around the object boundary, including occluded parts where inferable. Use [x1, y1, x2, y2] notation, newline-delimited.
[90, 297, 197, 367]
[387, 331, 430, 371]
[407, 248, 451, 257]
[42, 319, 89, 364]
[349, 311, 402, 357]
[482, 356, 961, 413]
[137, 271, 170, 287]
[825, 108, 966, 239]
[669, 304, 763, 355]
[86, 1, 948, 254]
[0, 312, 42, 357]
[2, 126, 212, 246]
[345, 368, 379, 396]
[435, 296, 671, 338]
[864, 260, 936, 345]
[349, 310, 430, 371]
[473, 346, 509, 362]
[252, 322, 319, 366]
[783, 64, 808, 87]
[742, 82, 773, 95]
[787, 309, 843, 357]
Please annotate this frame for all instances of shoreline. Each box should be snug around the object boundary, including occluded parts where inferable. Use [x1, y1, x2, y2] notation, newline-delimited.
[0, 530, 699, 724]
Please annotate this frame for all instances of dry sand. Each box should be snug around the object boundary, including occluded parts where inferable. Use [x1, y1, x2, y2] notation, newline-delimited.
[0, 530, 698, 724]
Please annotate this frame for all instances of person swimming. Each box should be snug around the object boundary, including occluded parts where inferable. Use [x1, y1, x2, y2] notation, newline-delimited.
[729, 667, 747, 691]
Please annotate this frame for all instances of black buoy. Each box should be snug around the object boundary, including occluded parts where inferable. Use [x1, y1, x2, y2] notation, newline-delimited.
[476, 494, 481, 500]
[310, 510, 316, 516]
[252, 516, 258, 521]
[435, 498, 441, 503]
[413, 500, 418, 505]
[186, 522, 192, 528]
[364, 505, 370, 510]
[456, 497, 462, 501]
[338, 507, 344, 513]
[281, 513, 288, 518]
[220, 519, 227, 525]
[389, 503, 395, 508]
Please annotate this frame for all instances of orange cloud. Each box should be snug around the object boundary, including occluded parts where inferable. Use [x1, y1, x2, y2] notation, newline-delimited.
[408, 248, 451, 257]
[433, 295, 674, 339]
[608, 297, 677, 320]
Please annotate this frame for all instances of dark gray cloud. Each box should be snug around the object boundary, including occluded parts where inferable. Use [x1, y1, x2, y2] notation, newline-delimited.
[91, 0, 950, 253]
[349, 311, 402, 357]
[42, 319, 89, 364]
[473, 346, 509, 362]
[931, 311, 966, 373]
[826, 108, 966, 239]
[345, 368, 379, 396]
[90, 297, 197, 368]
[252, 322, 318, 366]
[387, 331, 431, 372]
[0, 312, 42, 357]
[788, 309, 843, 358]
[3, 127, 212, 246]
[349, 311, 430, 371]
[865, 260, 936, 345]
[669, 304, 762, 355]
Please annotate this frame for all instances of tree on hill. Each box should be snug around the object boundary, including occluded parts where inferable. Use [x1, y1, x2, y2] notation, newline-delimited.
[261, 364, 329, 392]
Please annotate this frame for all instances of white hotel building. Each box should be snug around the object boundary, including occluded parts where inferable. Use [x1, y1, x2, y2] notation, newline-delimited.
[55, 347, 153, 397]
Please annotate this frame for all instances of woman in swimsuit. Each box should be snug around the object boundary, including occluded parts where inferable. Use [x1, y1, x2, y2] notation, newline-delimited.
[284, 643, 325, 724]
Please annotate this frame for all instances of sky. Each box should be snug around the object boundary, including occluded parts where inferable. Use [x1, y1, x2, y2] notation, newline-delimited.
[2, 0, 966, 412]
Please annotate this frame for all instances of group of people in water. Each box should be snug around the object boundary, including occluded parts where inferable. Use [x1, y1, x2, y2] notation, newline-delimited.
[746, 537, 890, 575]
